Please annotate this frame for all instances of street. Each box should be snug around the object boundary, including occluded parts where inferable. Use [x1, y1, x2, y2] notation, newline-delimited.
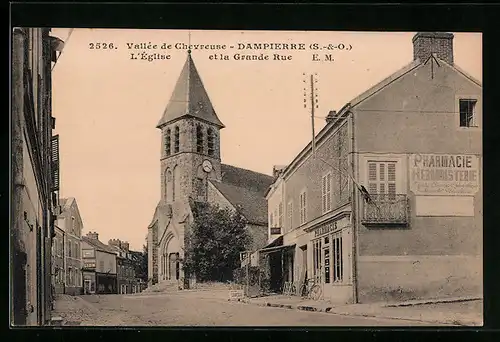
[53, 291, 438, 326]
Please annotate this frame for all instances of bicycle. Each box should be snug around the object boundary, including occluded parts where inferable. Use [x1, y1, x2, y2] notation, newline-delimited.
[299, 277, 322, 300]
[282, 281, 297, 296]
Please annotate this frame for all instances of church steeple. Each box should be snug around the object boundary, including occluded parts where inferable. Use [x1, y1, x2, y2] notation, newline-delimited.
[156, 53, 225, 129]
[158, 51, 223, 205]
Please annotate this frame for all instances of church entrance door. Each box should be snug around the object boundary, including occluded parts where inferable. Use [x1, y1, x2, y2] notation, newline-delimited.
[169, 253, 179, 280]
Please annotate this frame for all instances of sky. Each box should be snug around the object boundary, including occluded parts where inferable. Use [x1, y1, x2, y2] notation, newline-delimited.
[50, 29, 482, 251]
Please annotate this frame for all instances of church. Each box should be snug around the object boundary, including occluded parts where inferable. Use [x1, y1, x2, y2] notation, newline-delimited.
[147, 52, 275, 288]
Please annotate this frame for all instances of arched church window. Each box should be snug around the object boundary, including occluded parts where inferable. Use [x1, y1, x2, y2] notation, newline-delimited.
[174, 126, 180, 153]
[207, 128, 215, 156]
[165, 129, 171, 156]
[165, 169, 173, 203]
[196, 124, 204, 154]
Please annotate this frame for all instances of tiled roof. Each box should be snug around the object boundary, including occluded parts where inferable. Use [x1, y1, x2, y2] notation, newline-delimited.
[156, 53, 225, 128]
[81, 236, 116, 254]
[220, 164, 274, 196]
[210, 181, 268, 226]
[59, 197, 75, 211]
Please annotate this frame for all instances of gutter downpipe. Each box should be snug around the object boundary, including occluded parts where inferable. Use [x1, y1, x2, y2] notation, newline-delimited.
[349, 109, 359, 304]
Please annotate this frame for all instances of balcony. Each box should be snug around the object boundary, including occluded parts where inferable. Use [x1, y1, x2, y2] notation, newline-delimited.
[361, 194, 409, 226]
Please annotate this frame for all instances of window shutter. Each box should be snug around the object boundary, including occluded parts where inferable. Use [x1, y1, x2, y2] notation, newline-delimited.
[388, 163, 396, 182]
[51, 135, 60, 191]
[368, 162, 377, 194]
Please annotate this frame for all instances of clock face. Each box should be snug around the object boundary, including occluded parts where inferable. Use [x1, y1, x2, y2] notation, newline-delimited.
[202, 160, 213, 173]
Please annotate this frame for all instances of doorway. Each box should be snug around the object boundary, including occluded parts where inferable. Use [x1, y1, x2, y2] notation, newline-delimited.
[84, 280, 91, 295]
[299, 245, 308, 288]
[169, 253, 179, 280]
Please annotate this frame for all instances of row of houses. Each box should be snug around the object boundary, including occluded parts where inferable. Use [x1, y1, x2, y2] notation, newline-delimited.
[11, 27, 65, 326]
[52, 197, 146, 295]
[145, 31, 482, 306]
[257, 32, 482, 304]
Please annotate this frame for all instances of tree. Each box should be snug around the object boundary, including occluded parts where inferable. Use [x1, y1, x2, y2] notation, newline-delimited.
[183, 202, 251, 282]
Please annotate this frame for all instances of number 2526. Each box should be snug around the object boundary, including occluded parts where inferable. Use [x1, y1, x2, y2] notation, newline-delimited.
[89, 43, 115, 49]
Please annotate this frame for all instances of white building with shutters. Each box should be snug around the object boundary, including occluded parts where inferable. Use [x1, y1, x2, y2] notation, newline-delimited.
[261, 32, 482, 305]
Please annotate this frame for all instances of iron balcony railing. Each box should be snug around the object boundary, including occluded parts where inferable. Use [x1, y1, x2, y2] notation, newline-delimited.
[361, 194, 409, 226]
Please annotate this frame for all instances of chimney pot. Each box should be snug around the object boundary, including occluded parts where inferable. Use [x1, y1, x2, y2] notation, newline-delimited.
[412, 32, 454, 64]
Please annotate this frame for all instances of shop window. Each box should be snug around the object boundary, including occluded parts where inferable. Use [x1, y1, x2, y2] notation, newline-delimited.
[299, 191, 307, 225]
[332, 233, 343, 282]
[322, 172, 332, 213]
[312, 239, 322, 280]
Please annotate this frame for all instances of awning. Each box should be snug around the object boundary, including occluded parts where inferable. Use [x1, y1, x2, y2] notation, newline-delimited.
[259, 244, 296, 255]
[262, 235, 283, 249]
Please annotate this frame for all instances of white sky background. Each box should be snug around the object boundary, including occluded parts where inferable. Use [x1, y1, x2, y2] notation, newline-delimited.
[50, 29, 482, 251]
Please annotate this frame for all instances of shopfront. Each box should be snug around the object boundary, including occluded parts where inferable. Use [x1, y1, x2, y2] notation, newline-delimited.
[308, 214, 353, 304]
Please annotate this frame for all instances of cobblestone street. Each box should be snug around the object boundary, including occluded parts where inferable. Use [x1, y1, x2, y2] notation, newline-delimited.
[53, 291, 441, 326]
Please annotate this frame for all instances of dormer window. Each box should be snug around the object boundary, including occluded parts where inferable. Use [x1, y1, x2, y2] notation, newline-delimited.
[196, 124, 204, 154]
[174, 126, 180, 153]
[207, 128, 215, 156]
[165, 129, 171, 156]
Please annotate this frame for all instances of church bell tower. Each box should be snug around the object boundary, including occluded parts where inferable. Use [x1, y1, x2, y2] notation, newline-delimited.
[156, 52, 225, 204]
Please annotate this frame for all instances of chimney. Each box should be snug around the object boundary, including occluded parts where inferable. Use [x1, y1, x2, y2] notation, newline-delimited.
[272, 165, 286, 178]
[86, 231, 99, 240]
[412, 32, 454, 64]
[122, 242, 129, 251]
[108, 239, 120, 247]
[326, 110, 337, 123]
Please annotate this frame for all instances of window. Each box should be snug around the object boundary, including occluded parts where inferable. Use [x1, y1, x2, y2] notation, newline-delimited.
[67, 240, 71, 257]
[299, 191, 307, 225]
[368, 161, 397, 199]
[459, 99, 477, 128]
[269, 212, 274, 228]
[207, 128, 215, 156]
[68, 267, 73, 286]
[322, 173, 332, 213]
[278, 202, 283, 228]
[99, 260, 104, 271]
[287, 201, 293, 230]
[174, 126, 180, 153]
[165, 129, 171, 156]
[196, 124, 204, 153]
[332, 233, 343, 282]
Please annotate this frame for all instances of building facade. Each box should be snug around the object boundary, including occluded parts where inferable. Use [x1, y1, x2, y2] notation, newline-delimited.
[51, 225, 65, 294]
[81, 232, 118, 294]
[264, 32, 482, 305]
[108, 239, 137, 294]
[11, 27, 63, 326]
[51, 197, 84, 295]
[147, 52, 274, 288]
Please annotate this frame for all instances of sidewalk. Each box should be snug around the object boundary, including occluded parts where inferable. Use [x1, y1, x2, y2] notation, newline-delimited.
[232, 295, 483, 326]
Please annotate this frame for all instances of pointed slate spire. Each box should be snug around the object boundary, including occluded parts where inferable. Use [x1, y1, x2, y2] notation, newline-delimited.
[156, 53, 225, 129]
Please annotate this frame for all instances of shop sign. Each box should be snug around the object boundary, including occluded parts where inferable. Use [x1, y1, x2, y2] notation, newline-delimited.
[314, 217, 349, 238]
[410, 153, 480, 196]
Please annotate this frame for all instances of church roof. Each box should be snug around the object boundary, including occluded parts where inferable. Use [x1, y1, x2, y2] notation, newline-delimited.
[156, 53, 225, 129]
[220, 164, 274, 196]
[210, 181, 269, 226]
[203, 164, 274, 226]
